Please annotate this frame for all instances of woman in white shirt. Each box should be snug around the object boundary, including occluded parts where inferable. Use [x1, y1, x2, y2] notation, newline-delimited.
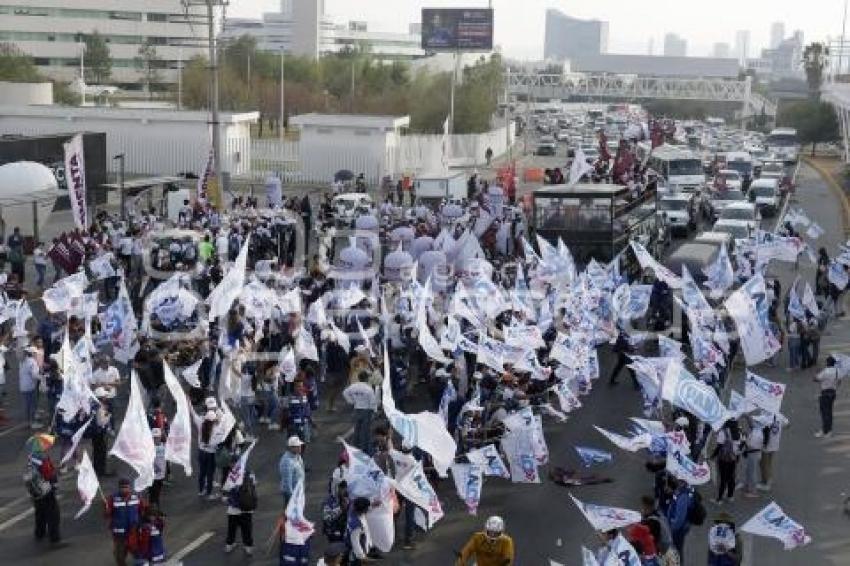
[741, 417, 764, 497]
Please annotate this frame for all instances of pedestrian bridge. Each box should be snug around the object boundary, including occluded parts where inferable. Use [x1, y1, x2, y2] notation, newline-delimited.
[506, 72, 777, 118]
[822, 82, 850, 163]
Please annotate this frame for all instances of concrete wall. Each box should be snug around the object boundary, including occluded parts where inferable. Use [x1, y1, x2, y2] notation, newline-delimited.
[0, 106, 258, 177]
[0, 82, 53, 105]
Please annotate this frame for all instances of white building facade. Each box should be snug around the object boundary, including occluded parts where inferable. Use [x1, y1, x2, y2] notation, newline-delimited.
[0, 0, 207, 88]
[222, 0, 422, 60]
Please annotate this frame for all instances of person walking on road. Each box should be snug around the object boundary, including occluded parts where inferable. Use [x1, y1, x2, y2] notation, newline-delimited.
[815, 355, 841, 438]
[106, 478, 145, 566]
[25, 438, 61, 544]
[224, 461, 257, 556]
[707, 512, 742, 566]
[712, 419, 741, 504]
[342, 371, 377, 452]
[456, 515, 515, 566]
[279, 435, 305, 507]
[20, 345, 40, 429]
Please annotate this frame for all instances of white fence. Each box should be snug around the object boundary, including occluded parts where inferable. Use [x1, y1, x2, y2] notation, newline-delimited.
[247, 123, 516, 185]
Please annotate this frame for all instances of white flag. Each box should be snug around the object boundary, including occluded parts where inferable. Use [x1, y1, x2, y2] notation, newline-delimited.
[594, 425, 651, 453]
[207, 236, 250, 320]
[74, 450, 100, 519]
[279, 347, 298, 382]
[662, 361, 730, 431]
[104, 280, 139, 364]
[466, 444, 510, 479]
[570, 494, 642, 532]
[223, 439, 258, 491]
[63, 133, 89, 230]
[450, 463, 483, 515]
[181, 359, 203, 388]
[356, 318, 375, 358]
[631, 241, 682, 289]
[295, 326, 319, 362]
[569, 148, 595, 187]
[744, 371, 786, 416]
[163, 361, 193, 476]
[741, 502, 811, 550]
[382, 349, 456, 477]
[284, 479, 315, 545]
[801, 282, 820, 317]
[109, 372, 155, 491]
[666, 444, 711, 485]
[604, 535, 641, 565]
[582, 546, 600, 566]
[391, 460, 444, 528]
[61, 417, 93, 466]
[417, 309, 452, 365]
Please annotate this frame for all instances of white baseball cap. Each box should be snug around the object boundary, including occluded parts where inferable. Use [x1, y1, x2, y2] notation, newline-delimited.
[288, 435, 305, 448]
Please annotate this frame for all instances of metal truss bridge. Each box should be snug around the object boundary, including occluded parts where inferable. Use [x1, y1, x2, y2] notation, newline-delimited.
[506, 72, 777, 118]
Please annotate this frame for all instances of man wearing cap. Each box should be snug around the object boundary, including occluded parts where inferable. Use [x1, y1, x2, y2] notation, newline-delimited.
[278, 435, 305, 507]
[106, 478, 145, 565]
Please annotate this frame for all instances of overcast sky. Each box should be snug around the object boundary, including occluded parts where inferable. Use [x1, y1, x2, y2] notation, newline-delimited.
[230, 0, 847, 59]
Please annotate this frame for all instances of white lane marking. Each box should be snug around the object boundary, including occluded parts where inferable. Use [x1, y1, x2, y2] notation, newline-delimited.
[166, 530, 215, 565]
[0, 495, 28, 515]
[0, 422, 26, 438]
[0, 507, 34, 531]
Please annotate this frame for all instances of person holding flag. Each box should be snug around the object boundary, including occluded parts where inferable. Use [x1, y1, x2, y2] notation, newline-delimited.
[24, 434, 61, 544]
[224, 451, 258, 556]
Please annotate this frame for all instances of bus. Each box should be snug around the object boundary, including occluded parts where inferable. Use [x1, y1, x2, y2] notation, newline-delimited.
[532, 183, 658, 265]
[645, 144, 706, 193]
[765, 127, 800, 164]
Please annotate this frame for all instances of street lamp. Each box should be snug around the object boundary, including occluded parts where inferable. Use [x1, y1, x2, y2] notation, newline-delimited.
[113, 153, 126, 219]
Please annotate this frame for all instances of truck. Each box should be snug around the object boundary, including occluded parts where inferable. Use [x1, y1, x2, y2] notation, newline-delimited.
[414, 172, 468, 209]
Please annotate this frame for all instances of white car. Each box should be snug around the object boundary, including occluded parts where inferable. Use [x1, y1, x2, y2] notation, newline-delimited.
[709, 188, 747, 220]
[555, 129, 571, 142]
[748, 178, 780, 216]
[712, 219, 756, 242]
[717, 202, 759, 235]
[658, 194, 694, 236]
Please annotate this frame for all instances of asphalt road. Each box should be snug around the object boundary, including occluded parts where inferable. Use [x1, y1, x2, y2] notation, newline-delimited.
[0, 162, 848, 566]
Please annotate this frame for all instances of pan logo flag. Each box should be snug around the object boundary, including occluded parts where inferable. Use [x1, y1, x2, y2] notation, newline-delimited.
[741, 502, 811, 550]
[570, 494, 642, 532]
[466, 444, 510, 479]
[284, 479, 315, 545]
[450, 463, 483, 515]
[745, 371, 786, 416]
[575, 446, 613, 468]
[666, 444, 711, 485]
[662, 362, 729, 431]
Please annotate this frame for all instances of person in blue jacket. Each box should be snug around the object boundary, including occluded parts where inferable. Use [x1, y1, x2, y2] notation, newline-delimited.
[664, 478, 694, 557]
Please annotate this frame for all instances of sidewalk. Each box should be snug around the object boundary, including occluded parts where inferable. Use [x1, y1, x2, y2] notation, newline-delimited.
[803, 156, 850, 236]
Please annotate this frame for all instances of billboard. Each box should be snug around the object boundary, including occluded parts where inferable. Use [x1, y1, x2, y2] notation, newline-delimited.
[421, 8, 494, 51]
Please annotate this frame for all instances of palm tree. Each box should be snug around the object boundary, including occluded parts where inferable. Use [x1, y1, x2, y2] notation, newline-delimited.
[803, 42, 830, 100]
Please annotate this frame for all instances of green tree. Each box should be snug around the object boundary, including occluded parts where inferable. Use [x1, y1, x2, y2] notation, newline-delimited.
[779, 100, 839, 156]
[135, 40, 163, 97]
[83, 30, 112, 83]
[0, 42, 41, 82]
[803, 42, 829, 100]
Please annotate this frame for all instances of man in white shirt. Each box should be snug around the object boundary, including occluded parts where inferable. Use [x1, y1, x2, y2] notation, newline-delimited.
[91, 357, 121, 397]
[342, 371, 377, 451]
[19, 346, 40, 428]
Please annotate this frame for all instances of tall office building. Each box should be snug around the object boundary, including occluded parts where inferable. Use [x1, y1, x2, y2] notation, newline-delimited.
[735, 30, 751, 65]
[0, 0, 207, 89]
[663, 33, 687, 57]
[712, 42, 731, 58]
[770, 22, 785, 49]
[543, 9, 608, 61]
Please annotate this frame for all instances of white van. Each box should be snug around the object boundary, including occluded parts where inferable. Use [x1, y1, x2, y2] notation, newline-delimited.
[748, 178, 780, 217]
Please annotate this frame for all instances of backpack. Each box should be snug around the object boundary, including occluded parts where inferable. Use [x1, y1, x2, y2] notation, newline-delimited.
[687, 490, 707, 526]
[23, 466, 51, 500]
[236, 478, 258, 512]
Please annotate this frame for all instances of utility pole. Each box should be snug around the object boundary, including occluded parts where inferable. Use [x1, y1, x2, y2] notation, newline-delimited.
[284, 45, 286, 143]
[185, 0, 227, 202]
[840, 0, 849, 79]
[449, 50, 459, 135]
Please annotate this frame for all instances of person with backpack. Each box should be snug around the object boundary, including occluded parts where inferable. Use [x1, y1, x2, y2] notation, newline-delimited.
[25, 441, 61, 544]
[708, 512, 742, 566]
[106, 477, 145, 566]
[711, 419, 742, 504]
[224, 459, 257, 556]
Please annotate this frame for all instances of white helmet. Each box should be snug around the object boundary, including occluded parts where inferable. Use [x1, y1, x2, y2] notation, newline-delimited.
[484, 516, 504, 536]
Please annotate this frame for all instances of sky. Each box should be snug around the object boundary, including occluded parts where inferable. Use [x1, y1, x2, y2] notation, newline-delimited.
[229, 0, 848, 59]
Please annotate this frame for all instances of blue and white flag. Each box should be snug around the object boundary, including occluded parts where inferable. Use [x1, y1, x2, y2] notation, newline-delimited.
[466, 444, 510, 479]
[828, 261, 849, 290]
[745, 371, 786, 416]
[553, 378, 582, 414]
[666, 443, 711, 485]
[741, 502, 811, 550]
[391, 460, 444, 528]
[787, 281, 805, 320]
[284, 479, 315, 545]
[802, 282, 820, 317]
[570, 494, 642, 532]
[222, 439, 258, 491]
[703, 241, 734, 298]
[724, 275, 781, 366]
[631, 241, 682, 289]
[575, 446, 613, 468]
[625, 284, 652, 319]
[450, 463, 483, 515]
[658, 335, 685, 360]
[594, 425, 651, 453]
[101, 280, 139, 364]
[662, 361, 730, 431]
[438, 379, 457, 426]
[605, 534, 642, 565]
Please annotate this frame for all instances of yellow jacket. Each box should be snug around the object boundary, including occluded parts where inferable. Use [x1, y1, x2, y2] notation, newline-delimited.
[457, 532, 515, 566]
